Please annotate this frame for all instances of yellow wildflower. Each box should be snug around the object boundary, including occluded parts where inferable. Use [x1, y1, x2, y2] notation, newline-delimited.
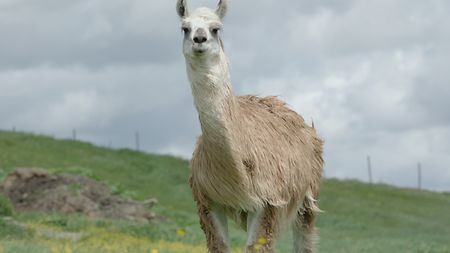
[257, 237, 268, 244]
[176, 228, 186, 237]
[64, 245, 73, 253]
[253, 244, 262, 250]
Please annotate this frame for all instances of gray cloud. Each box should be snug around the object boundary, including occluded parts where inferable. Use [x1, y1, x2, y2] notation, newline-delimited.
[0, 0, 180, 69]
[1, 0, 449, 191]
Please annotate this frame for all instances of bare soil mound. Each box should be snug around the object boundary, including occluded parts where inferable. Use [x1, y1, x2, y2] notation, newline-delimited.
[0, 168, 157, 223]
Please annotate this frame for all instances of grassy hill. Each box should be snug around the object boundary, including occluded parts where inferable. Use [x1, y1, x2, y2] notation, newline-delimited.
[1, 130, 449, 253]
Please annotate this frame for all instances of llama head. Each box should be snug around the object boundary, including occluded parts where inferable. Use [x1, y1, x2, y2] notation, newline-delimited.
[176, 0, 228, 61]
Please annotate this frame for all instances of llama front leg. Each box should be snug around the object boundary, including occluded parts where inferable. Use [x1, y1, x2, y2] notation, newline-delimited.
[292, 208, 318, 253]
[246, 206, 278, 253]
[198, 203, 230, 253]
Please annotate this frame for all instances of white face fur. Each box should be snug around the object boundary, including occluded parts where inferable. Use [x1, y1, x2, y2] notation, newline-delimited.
[177, 0, 227, 61]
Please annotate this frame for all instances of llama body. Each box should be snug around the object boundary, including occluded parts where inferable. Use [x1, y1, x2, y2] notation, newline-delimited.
[177, 1, 324, 252]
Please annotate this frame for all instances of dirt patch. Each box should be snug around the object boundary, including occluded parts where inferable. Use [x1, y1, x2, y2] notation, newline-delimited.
[0, 168, 157, 223]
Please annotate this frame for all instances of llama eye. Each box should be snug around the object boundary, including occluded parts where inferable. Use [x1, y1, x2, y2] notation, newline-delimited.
[182, 27, 190, 34]
[211, 28, 220, 35]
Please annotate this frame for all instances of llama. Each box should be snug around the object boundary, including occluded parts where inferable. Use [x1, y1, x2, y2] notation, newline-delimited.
[176, 1, 324, 252]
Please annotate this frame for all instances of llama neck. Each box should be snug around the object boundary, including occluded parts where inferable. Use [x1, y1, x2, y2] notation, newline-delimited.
[186, 51, 239, 149]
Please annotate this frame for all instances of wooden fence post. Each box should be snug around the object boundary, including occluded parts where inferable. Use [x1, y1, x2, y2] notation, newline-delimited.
[135, 131, 140, 151]
[367, 156, 373, 184]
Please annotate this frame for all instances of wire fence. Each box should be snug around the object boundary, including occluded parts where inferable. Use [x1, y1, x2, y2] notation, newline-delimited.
[6, 126, 429, 191]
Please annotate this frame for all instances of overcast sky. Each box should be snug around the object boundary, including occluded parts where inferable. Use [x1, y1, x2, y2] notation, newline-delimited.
[1, 0, 449, 191]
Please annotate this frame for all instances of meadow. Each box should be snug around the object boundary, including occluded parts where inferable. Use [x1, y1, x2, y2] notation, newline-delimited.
[0, 130, 449, 253]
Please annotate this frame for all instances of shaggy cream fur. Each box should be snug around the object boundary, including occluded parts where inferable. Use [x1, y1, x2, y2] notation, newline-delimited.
[177, 1, 324, 252]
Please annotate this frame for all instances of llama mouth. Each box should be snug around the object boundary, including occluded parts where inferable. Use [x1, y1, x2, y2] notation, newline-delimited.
[193, 48, 206, 54]
[192, 45, 206, 54]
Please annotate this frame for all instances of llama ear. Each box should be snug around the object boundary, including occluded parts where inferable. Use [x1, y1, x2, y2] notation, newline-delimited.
[176, 0, 188, 18]
[216, 0, 228, 19]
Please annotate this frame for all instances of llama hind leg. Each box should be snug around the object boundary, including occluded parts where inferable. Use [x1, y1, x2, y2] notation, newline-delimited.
[292, 200, 319, 253]
[198, 203, 230, 253]
[246, 206, 279, 253]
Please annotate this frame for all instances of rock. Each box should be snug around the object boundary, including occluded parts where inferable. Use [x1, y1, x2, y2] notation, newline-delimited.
[0, 168, 157, 223]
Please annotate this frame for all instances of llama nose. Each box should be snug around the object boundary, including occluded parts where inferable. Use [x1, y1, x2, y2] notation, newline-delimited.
[193, 28, 208, 44]
[193, 36, 207, 43]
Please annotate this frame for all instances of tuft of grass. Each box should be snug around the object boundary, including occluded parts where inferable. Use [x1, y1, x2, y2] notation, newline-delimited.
[0, 218, 33, 240]
[0, 194, 14, 217]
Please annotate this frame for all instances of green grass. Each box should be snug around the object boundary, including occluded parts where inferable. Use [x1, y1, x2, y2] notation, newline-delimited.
[0, 194, 14, 217]
[1, 130, 450, 252]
